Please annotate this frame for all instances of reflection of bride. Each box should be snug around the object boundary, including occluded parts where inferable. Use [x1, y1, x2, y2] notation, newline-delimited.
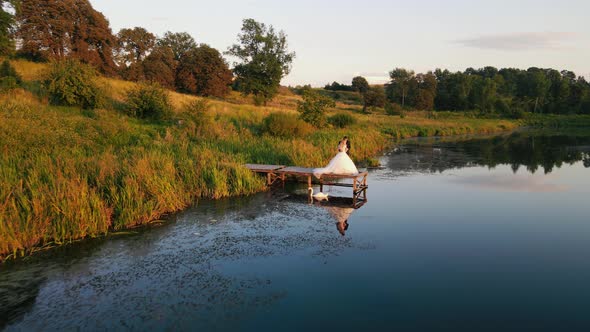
[324, 206, 355, 236]
[313, 137, 359, 178]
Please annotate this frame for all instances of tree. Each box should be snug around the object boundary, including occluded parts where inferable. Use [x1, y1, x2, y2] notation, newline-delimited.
[176, 44, 233, 97]
[297, 89, 335, 127]
[226, 18, 295, 105]
[116, 27, 156, 66]
[469, 76, 498, 113]
[363, 86, 386, 112]
[141, 46, 176, 89]
[387, 68, 415, 107]
[414, 72, 437, 110]
[124, 45, 177, 89]
[0, 0, 16, 55]
[16, 0, 117, 74]
[157, 31, 197, 61]
[16, 0, 71, 60]
[526, 68, 550, 113]
[351, 76, 369, 94]
[68, 0, 117, 75]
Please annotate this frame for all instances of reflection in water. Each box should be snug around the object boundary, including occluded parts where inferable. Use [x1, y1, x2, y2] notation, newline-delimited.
[289, 190, 363, 237]
[327, 206, 354, 236]
[0, 264, 46, 328]
[389, 132, 590, 175]
[450, 173, 570, 192]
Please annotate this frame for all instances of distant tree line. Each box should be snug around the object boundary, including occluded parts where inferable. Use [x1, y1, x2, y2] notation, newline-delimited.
[324, 81, 355, 92]
[431, 67, 590, 115]
[327, 68, 590, 116]
[0, 1, 294, 101]
[386, 67, 590, 116]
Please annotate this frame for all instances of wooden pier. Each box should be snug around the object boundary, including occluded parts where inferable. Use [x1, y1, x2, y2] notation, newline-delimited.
[245, 164, 368, 207]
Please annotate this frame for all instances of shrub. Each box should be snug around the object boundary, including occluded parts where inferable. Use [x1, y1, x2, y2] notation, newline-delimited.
[44, 59, 105, 109]
[297, 89, 335, 127]
[252, 94, 266, 106]
[262, 112, 314, 138]
[495, 98, 527, 119]
[126, 82, 172, 120]
[0, 76, 19, 91]
[0, 60, 22, 92]
[181, 99, 213, 134]
[385, 102, 403, 116]
[328, 112, 356, 128]
[364, 157, 381, 167]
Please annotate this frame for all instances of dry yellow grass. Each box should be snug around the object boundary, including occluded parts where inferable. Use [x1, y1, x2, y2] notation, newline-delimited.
[7, 59, 48, 81]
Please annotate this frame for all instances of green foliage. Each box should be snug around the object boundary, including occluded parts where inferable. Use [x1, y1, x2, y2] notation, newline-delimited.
[297, 89, 336, 127]
[385, 102, 403, 116]
[44, 59, 105, 109]
[0, 60, 21, 91]
[324, 81, 354, 91]
[226, 18, 295, 105]
[363, 86, 386, 112]
[315, 89, 363, 105]
[261, 112, 314, 137]
[434, 66, 590, 116]
[363, 157, 381, 167]
[115, 27, 156, 66]
[181, 99, 213, 135]
[0, 1, 16, 55]
[387, 68, 415, 107]
[352, 76, 369, 94]
[328, 112, 356, 128]
[157, 31, 197, 61]
[125, 82, 172, 120]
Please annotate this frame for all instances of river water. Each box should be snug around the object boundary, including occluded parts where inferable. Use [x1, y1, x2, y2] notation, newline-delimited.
[2, 131, 590, 331]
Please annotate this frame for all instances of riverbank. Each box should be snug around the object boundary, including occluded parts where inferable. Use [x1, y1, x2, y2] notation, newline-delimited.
[0, 63, 521, 259]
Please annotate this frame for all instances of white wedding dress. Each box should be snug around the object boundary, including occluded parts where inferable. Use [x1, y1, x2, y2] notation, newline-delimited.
[313, 141, 359, 178]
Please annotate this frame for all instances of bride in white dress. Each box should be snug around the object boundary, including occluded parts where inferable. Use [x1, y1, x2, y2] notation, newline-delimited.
[313, 137, 359, 178]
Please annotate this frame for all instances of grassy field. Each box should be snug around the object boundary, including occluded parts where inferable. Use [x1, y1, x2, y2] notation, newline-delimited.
[0, 60, 521, 260]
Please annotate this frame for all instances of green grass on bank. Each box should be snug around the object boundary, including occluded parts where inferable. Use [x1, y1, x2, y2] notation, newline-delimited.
[0, 60, 524, 260]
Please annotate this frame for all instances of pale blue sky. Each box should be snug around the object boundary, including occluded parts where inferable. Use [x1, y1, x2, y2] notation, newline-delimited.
[93, 0, 590, 86]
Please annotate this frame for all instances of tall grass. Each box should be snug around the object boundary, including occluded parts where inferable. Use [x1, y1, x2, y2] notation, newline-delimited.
[0, 61, 521, 260]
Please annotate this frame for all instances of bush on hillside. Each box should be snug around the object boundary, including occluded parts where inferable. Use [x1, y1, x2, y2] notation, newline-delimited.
[126, 82, 172, 120]
[385, 102, 403, 116]
[261, 112, 314, 138]
[328, 112, 356, 128]
[297, 89, 336, 127]
[181, 99, 213, 134]
[44, 59, 105, 109]
[0, 60, 22, 92]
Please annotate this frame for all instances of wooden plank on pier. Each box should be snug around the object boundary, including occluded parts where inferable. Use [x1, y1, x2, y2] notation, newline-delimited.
[244, 164, 285, 172]
[275, 166, 316, 176]
[245, 163, 369, 207]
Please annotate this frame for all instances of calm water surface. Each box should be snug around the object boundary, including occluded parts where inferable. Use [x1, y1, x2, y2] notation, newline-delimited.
[2, 131, 590, 331]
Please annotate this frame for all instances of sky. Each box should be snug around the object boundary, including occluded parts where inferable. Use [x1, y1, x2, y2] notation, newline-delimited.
[92, 0, 590, 86]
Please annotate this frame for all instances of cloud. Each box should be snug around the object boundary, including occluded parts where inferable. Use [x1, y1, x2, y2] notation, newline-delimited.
[451, 174, 569, 193]
[356, 72, 389, 84]
[453, 32, 579, 51]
